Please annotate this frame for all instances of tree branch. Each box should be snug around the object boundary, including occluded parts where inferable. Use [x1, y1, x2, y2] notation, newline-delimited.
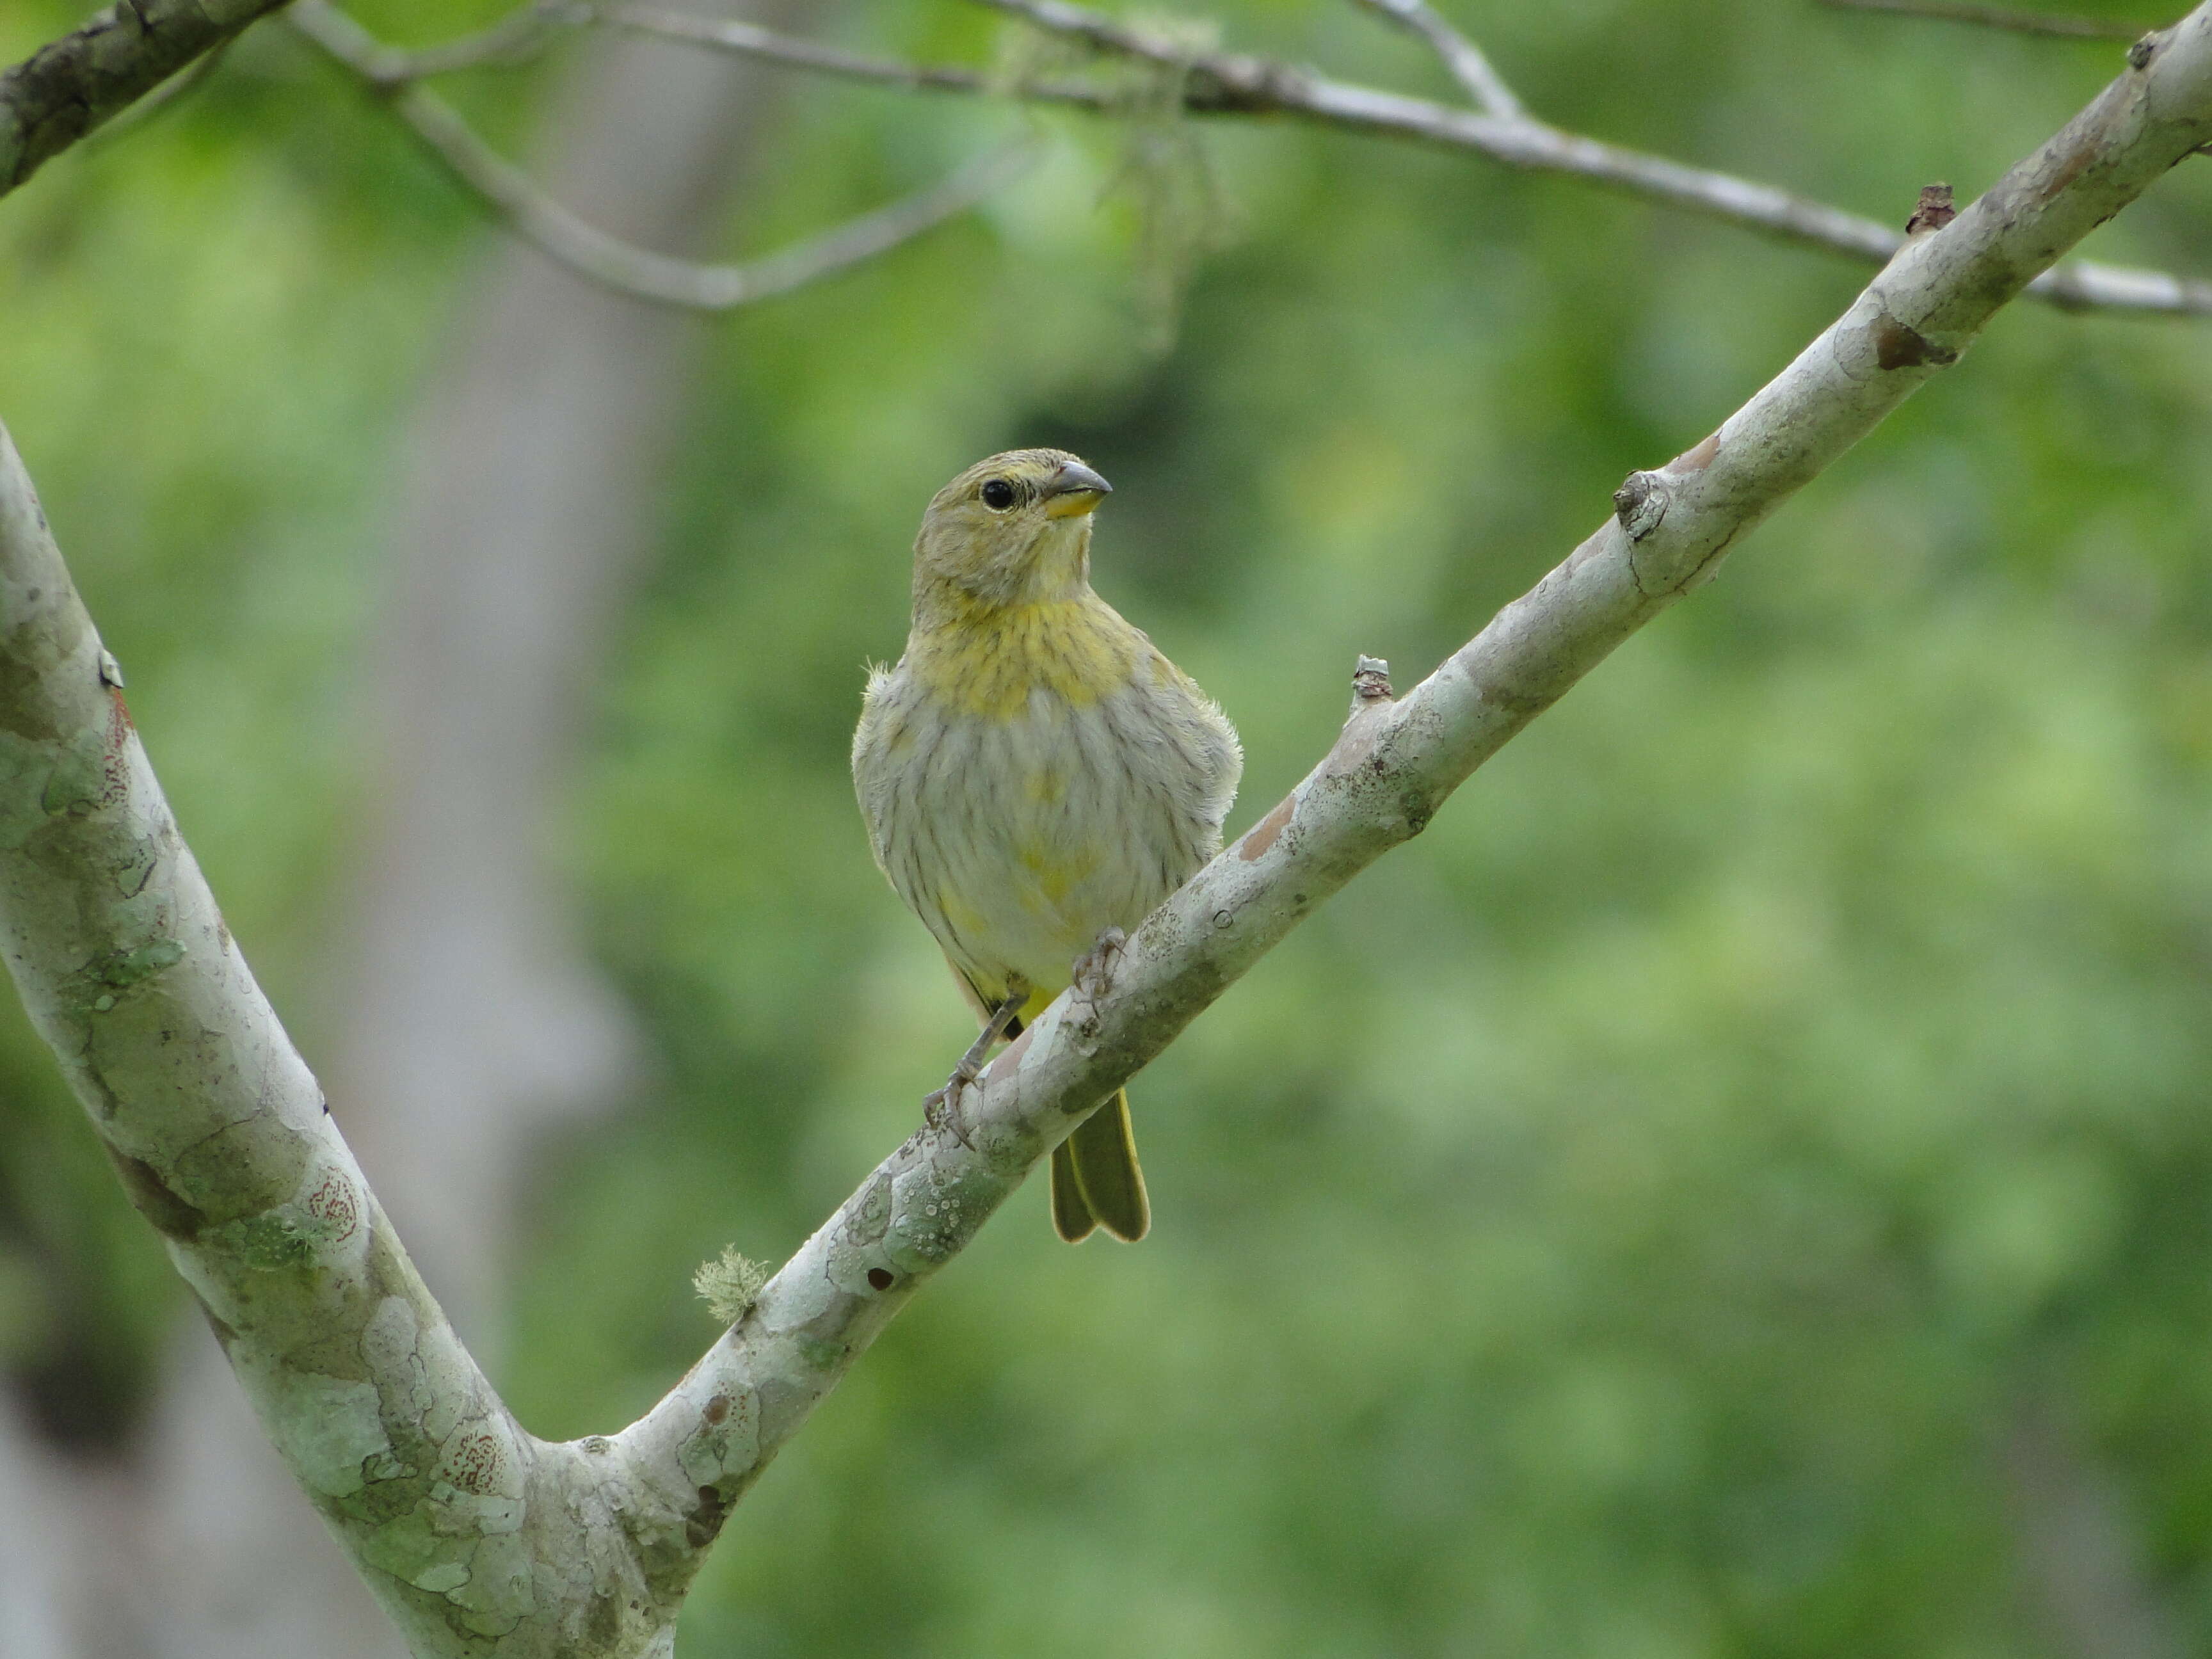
[605, 13, 2212, 1580]
[81, 41, 236, 154]
[0, 435, 536, 1649]
[601, 3, 1109, 102]
[0, 0, 292, 199]
[1346, 0, 1526, 118]
[291, 0, 1036, 311]
[607, 0, 2211, 317]
[972, 0, 2212, 316]
[595, 3, 1880, 261]
[1814, 0, 2151, 41]
[3, 8, 2209, 1655]
[305, 0, 593, 84]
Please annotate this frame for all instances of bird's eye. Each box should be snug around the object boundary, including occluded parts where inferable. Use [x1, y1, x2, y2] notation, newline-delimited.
[980, 479, 1016, 511]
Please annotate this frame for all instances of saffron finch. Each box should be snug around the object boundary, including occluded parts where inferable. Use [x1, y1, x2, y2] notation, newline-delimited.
[852, 449, 1242, 1242]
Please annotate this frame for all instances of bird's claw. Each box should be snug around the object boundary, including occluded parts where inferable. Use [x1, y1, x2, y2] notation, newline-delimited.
[1071, 926, 1126, 1009]
[924, 1064, 979, 1147]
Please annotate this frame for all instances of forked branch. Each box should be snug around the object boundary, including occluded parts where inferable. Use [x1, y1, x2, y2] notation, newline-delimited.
[307, 0, 589, 82]
[601, 0, 2212, 316]
[970, 0, 2212, 314]
[1, 11, 2207, 1656]
[290, 0, 1032, 311]
[4, 0, 2205, 316]
[1346, 0, 1525, 117]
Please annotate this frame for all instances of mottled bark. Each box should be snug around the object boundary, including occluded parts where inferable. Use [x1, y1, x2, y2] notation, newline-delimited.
[0, 0, 289, 197]
[140, 6, 806, 1657]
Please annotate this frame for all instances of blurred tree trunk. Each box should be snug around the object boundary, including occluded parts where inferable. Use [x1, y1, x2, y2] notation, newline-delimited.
[0, 8, 800, 1653]
[0, 1396, 122, 1659]
[2003, 1395, 2184, 1659]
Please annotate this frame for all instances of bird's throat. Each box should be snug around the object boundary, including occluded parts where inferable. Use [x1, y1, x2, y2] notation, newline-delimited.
[907, 594, 1141, 721]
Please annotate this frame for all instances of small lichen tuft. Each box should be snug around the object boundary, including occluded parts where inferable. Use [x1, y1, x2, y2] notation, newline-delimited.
[995, 9, 1237, 351]
[693, 1246, 769, 1327]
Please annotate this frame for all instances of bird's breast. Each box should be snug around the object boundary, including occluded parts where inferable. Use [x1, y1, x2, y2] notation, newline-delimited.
[857, 676, 1229, 998]
[854, 592, 1240, 1001]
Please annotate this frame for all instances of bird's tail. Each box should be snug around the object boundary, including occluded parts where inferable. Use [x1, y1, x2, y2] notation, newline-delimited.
[1050, 1089, 1150, 1244]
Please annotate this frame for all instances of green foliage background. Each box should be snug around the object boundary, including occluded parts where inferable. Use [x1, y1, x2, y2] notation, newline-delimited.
[4, 0, 2212, 1651]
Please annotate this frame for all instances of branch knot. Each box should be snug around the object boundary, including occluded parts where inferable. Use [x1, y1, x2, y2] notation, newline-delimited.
[1613, 470, 1671, 540]
[1905, 182, 1955, 236]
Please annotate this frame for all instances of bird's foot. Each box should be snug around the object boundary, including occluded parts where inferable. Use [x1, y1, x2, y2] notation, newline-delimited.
[923, 988, 1024, 1148]
[923, 1061, 981, 1148]
[1070, 926, 1127, 1014]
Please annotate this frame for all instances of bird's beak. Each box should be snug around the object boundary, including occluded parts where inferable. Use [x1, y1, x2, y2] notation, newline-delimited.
[1043, 461, 1113, 518]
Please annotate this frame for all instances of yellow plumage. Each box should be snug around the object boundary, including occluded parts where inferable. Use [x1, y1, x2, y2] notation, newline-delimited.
[852, 449, 1242, 1242]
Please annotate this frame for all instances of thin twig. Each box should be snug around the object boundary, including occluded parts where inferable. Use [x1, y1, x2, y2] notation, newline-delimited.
[328, 0, 590, 86]
[967, 0, 2212, 313]
[1815, 0, 2150, 40]
[1347, 0, 1524, 118]
[291, 0, 1035, 311]
[397, 84, 1032, 307]
[600, 3, 1113, 103]
[603, 3, 996, 93]
[596, 1, 2212, 314]
[604, 1, 1893, 264]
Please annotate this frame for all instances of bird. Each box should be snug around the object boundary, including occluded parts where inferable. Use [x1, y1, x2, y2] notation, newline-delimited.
[852, 449, 1242, 1242]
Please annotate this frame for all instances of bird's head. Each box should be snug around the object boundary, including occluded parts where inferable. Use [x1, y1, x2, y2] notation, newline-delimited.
[911, 449, 1112, 621]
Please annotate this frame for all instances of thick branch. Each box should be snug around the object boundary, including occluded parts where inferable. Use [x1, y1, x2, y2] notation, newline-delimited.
[0, 435, 553, 1655]
[1, 8, 2208, 1656]
[0, 0, 289, 198]
[0, 428, 656, 1652]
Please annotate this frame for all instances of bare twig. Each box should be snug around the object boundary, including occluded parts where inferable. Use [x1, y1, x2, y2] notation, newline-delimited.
[600, 3, 1108, 102]
[970, 0, 2212, 314]
[604, 1, 1887, 263]
[318, 0, 591, 85]
[1815, 0, 2150, 40]
[1347, 0, 1525, 119]
[613, 1, 2211, 316]
[291, 0, 1035, 311]
[1, 0, 2196, 323]
[396, 83, 1032, 307]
